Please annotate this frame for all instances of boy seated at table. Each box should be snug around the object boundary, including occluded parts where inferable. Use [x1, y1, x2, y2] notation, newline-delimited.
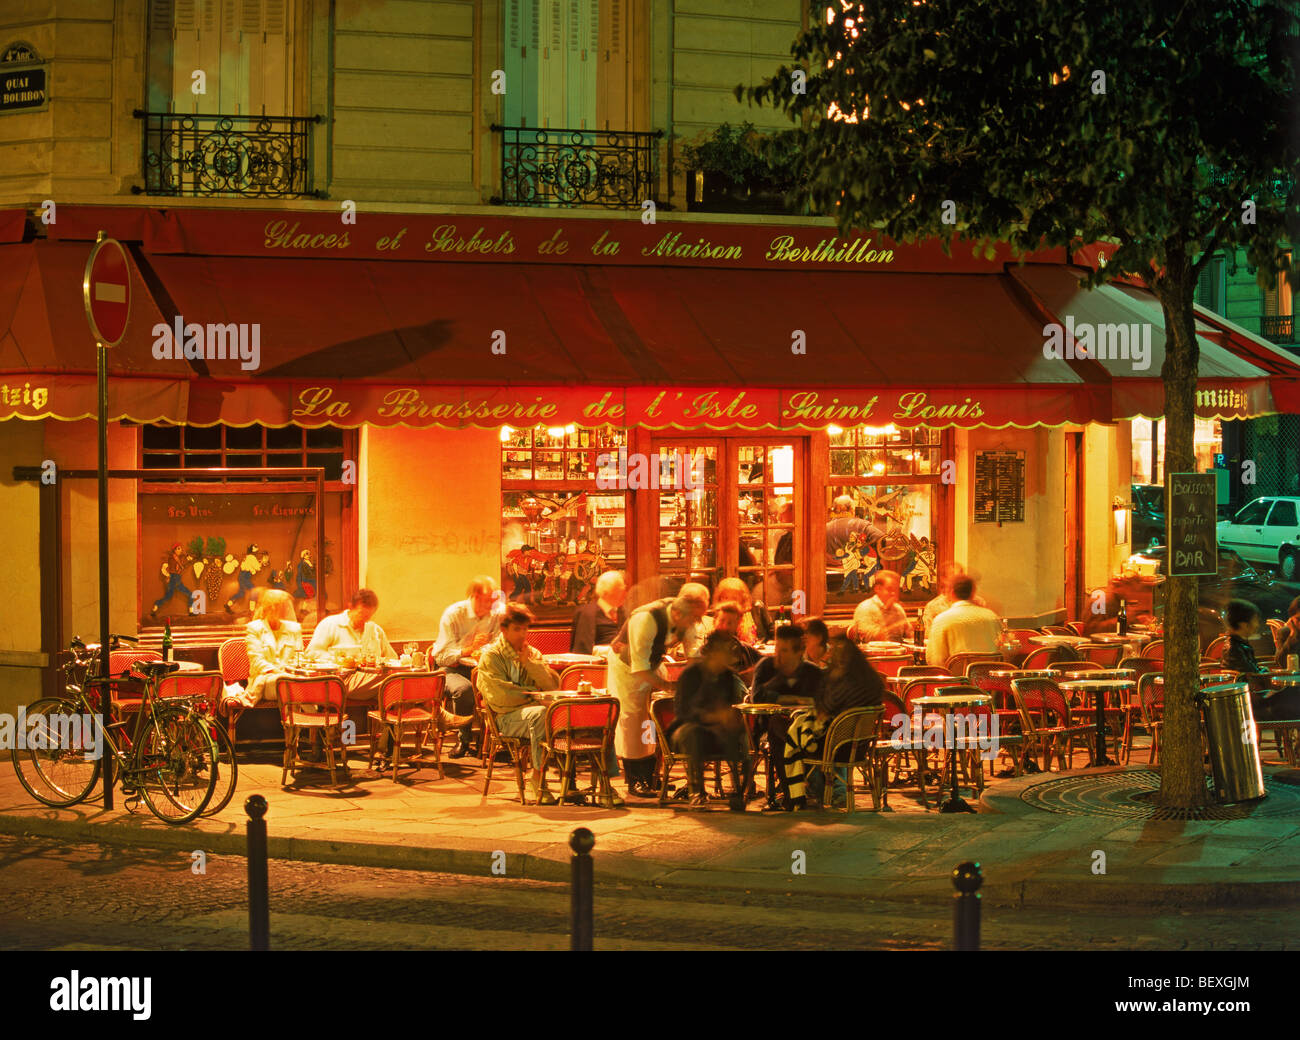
[667, 631, 750, 810]
[749, 624, 823, 808]
[1222, 599, 1300, 722]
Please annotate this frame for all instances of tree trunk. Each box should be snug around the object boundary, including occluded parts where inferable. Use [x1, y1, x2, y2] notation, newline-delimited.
[1155, 252, 1208, 809]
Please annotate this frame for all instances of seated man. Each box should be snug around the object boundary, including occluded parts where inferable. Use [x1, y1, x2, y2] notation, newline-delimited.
[1223, 598, 1300, 721]
[667, 631, 750, 809]
[922, 563, 987, 637]
[800, 617, 831, 669]
[710, 602, 762, 679]
[926, 575, 1002, 667]
[784, 636, 884, 810]
[569, 570, 627, 654]
[750, 624, 823, 808]
[308, 588, 470, 763]
[431, 576, 505, 758]
[478, 604, 614, 806]
[851, 570, 910, 642]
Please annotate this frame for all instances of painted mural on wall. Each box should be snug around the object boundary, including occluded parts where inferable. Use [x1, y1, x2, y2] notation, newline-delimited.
[148, 537, 332, 621]
[826, 486, 937, 602]
[504, 542, 607, 607]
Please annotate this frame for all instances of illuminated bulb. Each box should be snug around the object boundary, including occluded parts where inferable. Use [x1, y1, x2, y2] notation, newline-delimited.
[546, 426, 565, 438]
[827, 424, 844, 436]
[499, 426, 513, 442]
[565, 424, 576, 434]
[872, 463, 886, 474]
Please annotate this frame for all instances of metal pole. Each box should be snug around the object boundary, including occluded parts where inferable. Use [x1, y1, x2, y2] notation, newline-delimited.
[952, 860, 982, 951]
[97, 341, 112, 810]
[246, 795, 269, 950]
[569, 827, 594, 951]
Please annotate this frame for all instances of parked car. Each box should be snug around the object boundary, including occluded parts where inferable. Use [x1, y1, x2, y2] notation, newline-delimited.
[1217, 496, 1300, 580]
[1134, 545, 1290, 656]
[1130, 483, 1165, 550]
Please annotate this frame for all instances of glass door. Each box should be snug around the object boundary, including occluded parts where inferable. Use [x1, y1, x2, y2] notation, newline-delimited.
[651, 440, 720, 595]
[733, 441, 801, 609]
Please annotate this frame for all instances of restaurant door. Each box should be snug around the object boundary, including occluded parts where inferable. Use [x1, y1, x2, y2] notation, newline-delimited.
[648, 435, 804, 609]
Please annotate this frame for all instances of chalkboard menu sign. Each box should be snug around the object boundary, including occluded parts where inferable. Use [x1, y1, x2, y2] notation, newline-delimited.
[973, 449, 1026, 523]
[1166, 472, 1218, 576]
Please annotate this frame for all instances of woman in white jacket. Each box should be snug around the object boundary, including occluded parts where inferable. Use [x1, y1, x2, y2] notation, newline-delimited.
[225, 589, 303, 710]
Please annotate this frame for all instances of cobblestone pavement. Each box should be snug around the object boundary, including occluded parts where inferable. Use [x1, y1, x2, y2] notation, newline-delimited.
[0, 835, 1291, 951]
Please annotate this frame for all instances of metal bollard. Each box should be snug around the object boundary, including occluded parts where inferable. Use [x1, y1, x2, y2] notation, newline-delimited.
[246, 795, 269, 951]
[952, 860, 982, 951]
[569, 827, 595, 951]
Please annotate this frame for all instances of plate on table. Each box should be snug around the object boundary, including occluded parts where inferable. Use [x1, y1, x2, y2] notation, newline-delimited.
[545, 653, 605, 664]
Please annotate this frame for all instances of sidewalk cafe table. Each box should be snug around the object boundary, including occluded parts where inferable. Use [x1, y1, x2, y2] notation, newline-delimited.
[1057, 677, 1136, 767]
[543, 652, 606, 668]
[862, 640, 926, 664]
[1028, 635, 1091, 647]
[737, 699, 813, 801]
[886, 673, 954, 697]
[911, 692, 992, 813]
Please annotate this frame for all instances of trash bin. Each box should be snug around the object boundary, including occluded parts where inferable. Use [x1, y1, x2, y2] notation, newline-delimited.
[1198, 682, 1266, 804]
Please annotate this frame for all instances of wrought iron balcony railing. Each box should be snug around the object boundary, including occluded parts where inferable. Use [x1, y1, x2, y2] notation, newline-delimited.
[132, 111, 322, 199]
[1260, 313, 1296, 344]
[490, 125, 662, 209]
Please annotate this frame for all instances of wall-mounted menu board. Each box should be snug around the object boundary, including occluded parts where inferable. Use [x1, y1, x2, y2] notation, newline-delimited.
[973, 450, 1026, 523]
[1166, 472, 1218, 576]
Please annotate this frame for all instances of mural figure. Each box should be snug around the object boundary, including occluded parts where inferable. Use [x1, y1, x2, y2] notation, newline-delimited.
[225, 544, 267, 614]
[502, 544, 607, 607]
[151, 543, 194, 617]
[293, 548, 316, 599]
[900, 535, 937, 593]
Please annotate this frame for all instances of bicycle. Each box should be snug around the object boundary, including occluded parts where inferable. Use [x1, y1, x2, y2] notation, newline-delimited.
[11, 635, 218, 824]
[154, 668, 239, 817]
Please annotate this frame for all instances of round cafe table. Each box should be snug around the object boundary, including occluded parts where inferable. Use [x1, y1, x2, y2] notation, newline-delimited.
[1028, 635, 1091, 646]
[1057, 678, 1135, 767]
[911, 692, 992, 813]
[173, 659, 203, 672]
[1088, 632, 1153, 646]
[737, 700, 813, 802]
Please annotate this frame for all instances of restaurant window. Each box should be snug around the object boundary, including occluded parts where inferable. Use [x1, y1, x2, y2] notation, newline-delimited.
[825, 425, 942, 608]
[138, 422, 354, 628]
[500, 423, 628, 620]
[1129, 418, 1222, 486]
[652, 441, 720, 597]
[737, 442, 798, 608]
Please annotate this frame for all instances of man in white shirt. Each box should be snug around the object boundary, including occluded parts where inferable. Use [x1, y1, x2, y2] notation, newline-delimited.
[851, 570, 910, 642]
[926, 576, 1003, 667]
[605, 582, 710, 797]
[307, 588, 397, 701]
[431, 575, 505, 757]
[922, 563, 988, 637]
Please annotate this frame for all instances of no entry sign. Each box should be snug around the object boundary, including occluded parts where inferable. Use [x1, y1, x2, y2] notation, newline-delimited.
[82, 234, 130, 347]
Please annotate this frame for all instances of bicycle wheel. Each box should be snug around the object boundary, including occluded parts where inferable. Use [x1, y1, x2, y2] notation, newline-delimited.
[10, 698, 101, 807]
[137, 707, 217, 824]
[200, 715, 238, 817]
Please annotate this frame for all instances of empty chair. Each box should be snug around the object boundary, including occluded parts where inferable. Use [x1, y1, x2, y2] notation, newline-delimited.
[217, 638, 251, 744]
[1203, 635, 1230, 663]
[368, 672, 448, 782]
[897, 665, 951, 680]
[539, 697, 621, 808]
[1003, 629, 1041, 665]
[103, 649, 164, 714]
[1021, 644, 1081, 671]
[1140, 638, 1165, 664]
[1040, 626, 1073, 636]
[1064, 622, 1086, 636]
[1048, 660, 1102, 676]
[275, 675, 349, 787]
[1134, 672, 1165, 765]
[864, 653, 912, 679]
[966, 660, 1011, 685]
[1080, 642, 1124, 668]
[559, 664, 608, 690]
[1010, 677, 1095, 772]
[945, 651, 1004, 677]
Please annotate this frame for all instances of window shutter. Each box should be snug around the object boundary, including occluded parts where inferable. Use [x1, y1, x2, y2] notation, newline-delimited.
[538, 0, 565, 127]
[504, 0, 539, 127]
[252, 0, 289, 116]
[597, 0, 629, 131]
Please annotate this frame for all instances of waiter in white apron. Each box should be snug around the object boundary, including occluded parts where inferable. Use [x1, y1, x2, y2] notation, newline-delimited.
[605, 583, 710, 798]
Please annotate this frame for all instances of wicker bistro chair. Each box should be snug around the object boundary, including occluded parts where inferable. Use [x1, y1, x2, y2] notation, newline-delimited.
[1140, 638, 1165, 664]
[155, 669, 224, 708]
[931, 683, 1021, 790]
[1119, 657, 1160, 680]
[864, 653, 912, 679]
[367, 671, 448, 782]
[104, 649, 165, 714]
[558, 664, 608, 690]
[1134, 672, 1165, 765]
[473, 668, 532, 804]
[1048, 660, 1102, 676]
[1003, 629, 1041, 665]
[1021, 644, 1082, 671]
[1064, 622, 1086, 636]
[538, 697, 621, 808]
[1010, 677, 1096, 772]
[897, 665, 951, 681]
[217, 638, 251, 744]
[1080, 642, 1125, 668]
[945, 652, 1004, 677]
[875, 693, 932, 811]
[808, 706, 885, 813]
[651, 697, 751, 807]
[1040, 626, 1072, 636]
[1203, 635, 1230, 663]
[275, 675, 349, 787]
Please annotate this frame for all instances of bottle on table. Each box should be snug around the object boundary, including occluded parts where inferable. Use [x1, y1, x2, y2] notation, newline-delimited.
[162, 620, 173, 663]
[913, 611, 925, 646]
[1117, 597, 1128, 637]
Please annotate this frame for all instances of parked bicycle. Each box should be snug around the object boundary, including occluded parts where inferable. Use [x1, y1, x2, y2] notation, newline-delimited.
[10, 635, 219, 824]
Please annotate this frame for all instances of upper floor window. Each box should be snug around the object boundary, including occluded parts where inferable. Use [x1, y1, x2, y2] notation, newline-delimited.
[141, 423, 350, 482]
[146, 0, 294, 115]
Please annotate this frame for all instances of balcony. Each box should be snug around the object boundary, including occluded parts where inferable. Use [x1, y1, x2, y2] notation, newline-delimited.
[132, 112, 322, 199]
[490, 126, 662, 210]
[1260, 314, 1296, 345]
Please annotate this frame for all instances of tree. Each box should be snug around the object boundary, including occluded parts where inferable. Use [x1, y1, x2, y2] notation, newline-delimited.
[744, 0, 1299, 806]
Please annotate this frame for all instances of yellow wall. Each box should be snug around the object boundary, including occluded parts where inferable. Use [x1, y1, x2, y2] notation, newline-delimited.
[360, 425, 500, 640]
[953, 426, 1066, 623]
[0, 420, 46, 712]
[1084, 420, 1132, 595]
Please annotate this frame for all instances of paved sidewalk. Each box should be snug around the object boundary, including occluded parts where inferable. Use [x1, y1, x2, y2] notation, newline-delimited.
[3, 756, 1298, 909]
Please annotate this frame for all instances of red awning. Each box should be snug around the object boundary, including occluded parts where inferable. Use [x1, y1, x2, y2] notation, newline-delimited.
[5, 207, 1298, 430]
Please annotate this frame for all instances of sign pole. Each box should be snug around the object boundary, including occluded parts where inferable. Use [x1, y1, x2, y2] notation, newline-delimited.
[83, 229, 131, 812]
[98, 339, 112, 809]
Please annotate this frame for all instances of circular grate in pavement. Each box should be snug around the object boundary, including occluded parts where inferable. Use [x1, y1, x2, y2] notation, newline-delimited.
[1019, 769, 1300, 819]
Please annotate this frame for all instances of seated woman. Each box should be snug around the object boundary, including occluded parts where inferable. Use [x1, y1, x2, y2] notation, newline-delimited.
[225, 588, 302, 711]
[1222, 598, 1300, 722]
[801, 617, 831, 669]
[700, 576, 773, 645]
[783, 635, 884, 810]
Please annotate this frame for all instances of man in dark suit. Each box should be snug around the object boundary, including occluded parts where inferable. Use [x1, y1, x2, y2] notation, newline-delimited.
[569, 570, 627, 654]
